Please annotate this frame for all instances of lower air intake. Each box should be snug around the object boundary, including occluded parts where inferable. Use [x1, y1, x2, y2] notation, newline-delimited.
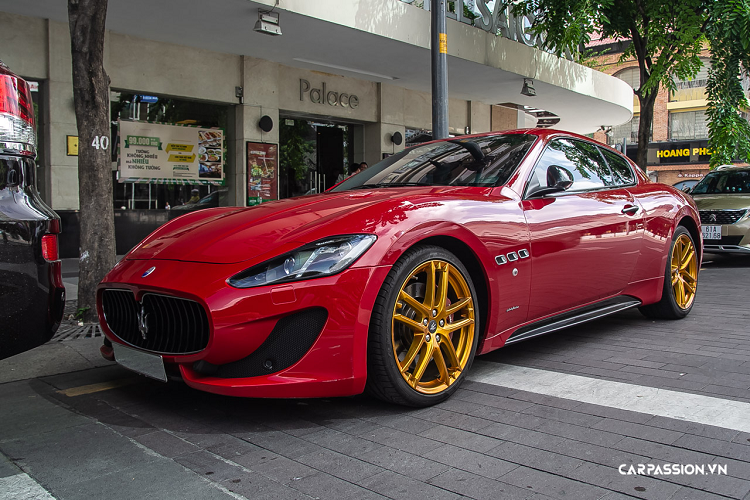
[194, 308, 328, 378]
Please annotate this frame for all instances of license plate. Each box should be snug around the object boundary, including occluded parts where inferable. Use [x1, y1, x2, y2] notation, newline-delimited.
[702, 225, 722, 240]
[113, 343, 167, 382]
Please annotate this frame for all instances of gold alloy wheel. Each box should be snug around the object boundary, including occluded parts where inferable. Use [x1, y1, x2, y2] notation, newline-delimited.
[671, 233, 698, 309]
[391, 260, 475, 394]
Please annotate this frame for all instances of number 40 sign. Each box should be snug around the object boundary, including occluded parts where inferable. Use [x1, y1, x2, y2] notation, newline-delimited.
[91, 135, 110, 150]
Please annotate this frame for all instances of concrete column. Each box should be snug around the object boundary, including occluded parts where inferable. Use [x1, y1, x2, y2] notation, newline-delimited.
[362, 83, 408, 165]
[233, 56, 280, 206]
[469, 101, 491, 134]
[46, 20, 80, 210]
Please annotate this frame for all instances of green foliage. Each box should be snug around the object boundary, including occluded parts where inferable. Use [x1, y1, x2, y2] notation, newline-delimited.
[705, 0, 750, 167]
[508, 0, 750, 170]
[279, 121, 315, 181]
[75, 306, 90, 321]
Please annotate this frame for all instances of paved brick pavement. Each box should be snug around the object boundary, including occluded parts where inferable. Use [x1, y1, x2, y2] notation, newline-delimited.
[0, 254, 748, 500]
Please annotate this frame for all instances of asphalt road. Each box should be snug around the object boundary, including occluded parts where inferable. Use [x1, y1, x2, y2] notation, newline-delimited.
[1, 254, 749, 500]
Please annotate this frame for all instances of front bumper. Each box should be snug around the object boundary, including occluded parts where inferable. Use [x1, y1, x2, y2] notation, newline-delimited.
[702, 219, 750, 254]
[97, 258, 390, 398]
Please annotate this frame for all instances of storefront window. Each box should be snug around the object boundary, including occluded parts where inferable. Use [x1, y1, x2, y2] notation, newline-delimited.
[669, 110, 708, 141]
[110, 91, 230, 210]
[614, 67, 640, 110]
[609, 115, 651, 146]
[670, 59, 710, 102]
[278, 118, 356, 198]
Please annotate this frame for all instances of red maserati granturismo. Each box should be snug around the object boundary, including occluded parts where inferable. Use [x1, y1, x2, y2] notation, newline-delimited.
[97, 129, 701, 407]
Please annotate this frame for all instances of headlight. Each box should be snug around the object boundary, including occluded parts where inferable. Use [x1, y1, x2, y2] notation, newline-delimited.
[227, 234, 377, 289]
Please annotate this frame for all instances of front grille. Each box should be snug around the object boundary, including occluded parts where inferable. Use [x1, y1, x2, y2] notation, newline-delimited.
[699, 209, 748, 225]
[101, 289, 210, 354]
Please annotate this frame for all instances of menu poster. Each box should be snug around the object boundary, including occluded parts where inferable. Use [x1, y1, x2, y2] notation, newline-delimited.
[118, 120, 225, 184]
[247, 142, 278, 205]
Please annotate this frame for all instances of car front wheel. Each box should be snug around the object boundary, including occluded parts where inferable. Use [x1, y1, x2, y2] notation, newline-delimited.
[366, 245, 479, 407]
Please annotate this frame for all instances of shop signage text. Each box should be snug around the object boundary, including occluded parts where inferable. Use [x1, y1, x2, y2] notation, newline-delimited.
[300, 79, 359, 109]
[657, 147, 712, 159]
[407, 0, 573, 59]
[646, 140, 712, 165]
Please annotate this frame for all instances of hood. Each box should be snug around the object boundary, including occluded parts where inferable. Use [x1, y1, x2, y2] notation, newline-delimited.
[692, 194, 750, 211]
[126, 188, 457, 264]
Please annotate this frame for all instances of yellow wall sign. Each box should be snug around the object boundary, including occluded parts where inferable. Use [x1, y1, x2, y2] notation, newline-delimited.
[656, 147, 712, 159]
[168, 153, 196, 162]
[66, 135, 79, 156]
[165, 143, 194, 153]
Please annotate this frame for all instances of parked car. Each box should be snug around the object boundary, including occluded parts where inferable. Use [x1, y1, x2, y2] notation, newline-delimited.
[0, 61, 65, 360]
[97, 129, 701, 407]
[672, 179, 699, 192]
[690, 165, 750, 254]
[168, 189, 228, 219]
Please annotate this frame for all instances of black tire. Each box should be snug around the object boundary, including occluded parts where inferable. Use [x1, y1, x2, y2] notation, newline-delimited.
[365, 245, 480, 407]
[639, 226, 698, 320]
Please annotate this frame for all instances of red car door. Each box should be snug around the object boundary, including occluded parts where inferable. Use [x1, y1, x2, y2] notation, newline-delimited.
[521, 138, 643, 320]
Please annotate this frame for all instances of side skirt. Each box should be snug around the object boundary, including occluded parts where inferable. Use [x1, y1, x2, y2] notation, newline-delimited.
[504, 296, 641, 346]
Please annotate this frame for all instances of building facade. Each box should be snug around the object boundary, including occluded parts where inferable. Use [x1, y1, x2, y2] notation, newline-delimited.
[591, 41, 750, 186]
[0, 0, 633, 256]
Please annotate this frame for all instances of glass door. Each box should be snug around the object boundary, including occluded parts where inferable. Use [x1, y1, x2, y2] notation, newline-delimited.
[279, 118, 355, 198]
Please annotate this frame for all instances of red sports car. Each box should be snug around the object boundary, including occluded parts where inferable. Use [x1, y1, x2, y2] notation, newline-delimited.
[97, 129, 701, 407]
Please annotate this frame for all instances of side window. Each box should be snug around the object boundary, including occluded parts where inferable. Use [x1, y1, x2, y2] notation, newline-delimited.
[599, 147, 636, 186]
[526, 138, 610, 196]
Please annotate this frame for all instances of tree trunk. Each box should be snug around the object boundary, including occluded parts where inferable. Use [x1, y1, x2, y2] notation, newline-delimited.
[68, 0, 115, 322]
[635, 90, 657, 172]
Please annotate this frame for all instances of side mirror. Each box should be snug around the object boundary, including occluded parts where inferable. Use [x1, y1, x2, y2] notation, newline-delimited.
[682, 186, 692, 194]
[528, 165, 573, 198]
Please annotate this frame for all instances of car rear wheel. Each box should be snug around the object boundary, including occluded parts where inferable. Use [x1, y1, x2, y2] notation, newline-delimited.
[639, 226, 698, 319]
[366, 246, 479, 407]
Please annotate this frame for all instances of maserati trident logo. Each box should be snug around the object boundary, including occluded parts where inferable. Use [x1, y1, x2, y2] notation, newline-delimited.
[142, 266, 156, 278]
[137, 304, 149, 340]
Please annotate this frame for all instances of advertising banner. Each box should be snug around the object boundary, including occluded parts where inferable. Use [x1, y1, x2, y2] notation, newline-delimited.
[247, 142, 278, 205]
[118, 120, 225, 185]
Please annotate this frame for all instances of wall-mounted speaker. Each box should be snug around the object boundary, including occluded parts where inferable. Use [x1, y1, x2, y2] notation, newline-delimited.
[259, 115, 274, 133]
[391, 131, 403, 145]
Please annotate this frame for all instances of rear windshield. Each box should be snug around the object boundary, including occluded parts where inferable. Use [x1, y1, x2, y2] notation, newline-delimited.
[332, 134, 537, 191]
[691, 170, 750, 195]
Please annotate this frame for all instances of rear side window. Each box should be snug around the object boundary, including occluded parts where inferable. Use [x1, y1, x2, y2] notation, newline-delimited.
[599, 147, 636, 186]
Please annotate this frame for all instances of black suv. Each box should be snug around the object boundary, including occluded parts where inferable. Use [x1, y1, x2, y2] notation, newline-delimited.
[0, 60, 65, 360]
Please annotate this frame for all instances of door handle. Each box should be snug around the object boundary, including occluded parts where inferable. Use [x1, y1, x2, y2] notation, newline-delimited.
[621, 205, 639, 215]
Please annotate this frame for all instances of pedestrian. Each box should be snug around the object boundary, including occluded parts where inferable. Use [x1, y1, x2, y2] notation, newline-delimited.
[188, 188, 200, 204]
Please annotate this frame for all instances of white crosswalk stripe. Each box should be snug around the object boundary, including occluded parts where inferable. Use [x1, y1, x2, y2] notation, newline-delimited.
[469, 361, 750, 433]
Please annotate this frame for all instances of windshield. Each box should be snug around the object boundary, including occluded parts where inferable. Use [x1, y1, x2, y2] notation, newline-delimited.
[332, 134, 537, 191]
[691, 169, 750, 195]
